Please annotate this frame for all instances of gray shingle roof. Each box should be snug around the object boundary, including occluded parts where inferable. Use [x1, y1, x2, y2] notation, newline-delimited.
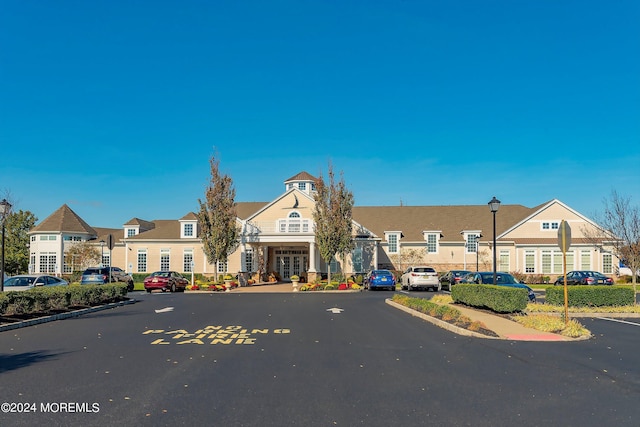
[30, 204, 96, 235]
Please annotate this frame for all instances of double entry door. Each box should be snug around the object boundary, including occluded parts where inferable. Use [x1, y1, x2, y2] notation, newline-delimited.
[275, 249, 308, 280]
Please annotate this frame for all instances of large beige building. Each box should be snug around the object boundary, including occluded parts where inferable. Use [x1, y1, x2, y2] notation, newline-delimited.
[28, 171, 619, 282]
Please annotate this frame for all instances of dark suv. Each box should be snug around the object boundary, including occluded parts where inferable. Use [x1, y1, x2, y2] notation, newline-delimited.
[81, 267, 134, 291]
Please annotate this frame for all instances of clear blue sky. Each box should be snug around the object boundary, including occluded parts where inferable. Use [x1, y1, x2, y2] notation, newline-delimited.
[1, 0, 638, 229]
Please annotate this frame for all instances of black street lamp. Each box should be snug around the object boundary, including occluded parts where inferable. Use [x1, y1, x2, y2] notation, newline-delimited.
[488, 197, 501, 285]
[0, 199, 12, 292]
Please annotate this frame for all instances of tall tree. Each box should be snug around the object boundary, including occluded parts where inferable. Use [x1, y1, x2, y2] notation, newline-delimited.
[588, 191, 640, 294]
[64, 240, 101, 272]
[197, 155, 239, 275]
[313, 164, 354, 283]
[4, 209, 37, 275]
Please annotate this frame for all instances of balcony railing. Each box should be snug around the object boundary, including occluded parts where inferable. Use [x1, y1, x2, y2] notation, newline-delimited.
[246, 219, 313, 234]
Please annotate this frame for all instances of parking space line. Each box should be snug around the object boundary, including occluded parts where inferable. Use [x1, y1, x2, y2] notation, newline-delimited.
[597, 317, 640, 327]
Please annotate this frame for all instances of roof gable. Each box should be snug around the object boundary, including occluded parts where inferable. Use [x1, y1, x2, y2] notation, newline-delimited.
[30, 204, 96, 235]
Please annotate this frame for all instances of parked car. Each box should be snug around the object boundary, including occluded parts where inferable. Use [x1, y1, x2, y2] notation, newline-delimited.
[81, 267, 134, 291]
[553, 271, 614, 286]
[439, 270, 471, 291]
[3, 274, 69, 292]
[143, 271, 188, 293]
[364, 269, 396, 291]
[400, 266, 440, 291]
[461, 272, 536, 302]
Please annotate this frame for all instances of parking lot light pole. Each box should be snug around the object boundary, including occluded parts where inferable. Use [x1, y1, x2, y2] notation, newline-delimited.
[488, 197, 501, 285]
[0, 199, 12, 292]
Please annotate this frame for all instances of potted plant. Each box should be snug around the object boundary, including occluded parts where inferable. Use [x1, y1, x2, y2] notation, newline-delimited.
[290, 275, 300, 291]
[223, 274, 234, 291]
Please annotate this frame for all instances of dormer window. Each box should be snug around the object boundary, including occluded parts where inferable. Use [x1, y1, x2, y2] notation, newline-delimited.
[180, 221, 197, 238]
[384, 232, 401, 254]
[299, 182, 306, 190]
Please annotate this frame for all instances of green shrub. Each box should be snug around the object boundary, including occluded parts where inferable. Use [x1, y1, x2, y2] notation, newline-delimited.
[451, 284, 528, 313]
[546, 285, 634, 307]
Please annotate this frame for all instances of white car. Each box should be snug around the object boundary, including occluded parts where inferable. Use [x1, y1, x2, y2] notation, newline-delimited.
[2, 274, 69, 292]
[401, 266, 440, 291]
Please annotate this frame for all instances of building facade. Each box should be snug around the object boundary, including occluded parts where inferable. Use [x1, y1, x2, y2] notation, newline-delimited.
[28, 172, 620, 282]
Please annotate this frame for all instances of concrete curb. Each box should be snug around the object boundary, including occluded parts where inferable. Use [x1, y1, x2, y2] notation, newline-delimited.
[0, 299, 138, 333]
[385, 298, 500, 339]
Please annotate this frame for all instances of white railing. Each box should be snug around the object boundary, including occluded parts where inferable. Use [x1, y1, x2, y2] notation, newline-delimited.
[246, 220, 313, 234]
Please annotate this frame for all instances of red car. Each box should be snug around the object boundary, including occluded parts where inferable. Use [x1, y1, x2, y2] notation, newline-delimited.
[143, 271, 188, 293]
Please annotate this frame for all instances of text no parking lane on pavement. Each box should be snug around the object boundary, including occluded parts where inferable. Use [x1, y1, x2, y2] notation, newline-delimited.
[143, 325, 291, 345]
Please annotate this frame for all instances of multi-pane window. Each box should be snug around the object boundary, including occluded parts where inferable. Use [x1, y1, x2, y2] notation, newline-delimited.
[351, 247, 363, 273]
[184, 250, 193, 272]
[553, 252, 563, 273]
[542, 221, 559, 230]
[499, 251, 509, 272]
[466, 235, 478, 254]
[541, 251, 552, 274]
[298, 182, 306, 190]
[602, 253, 613, 274]
[245, 248, 253, 272]
[565, 252, 574, 271]
[217, 261, 228, 273]
[137, 250, 147, 273]
[387, 234, 398, 254]
[39, 235, 57, 241]
[102, 253, 110, 267]
[160, 249, 170, 271]
[39, 253, 56, 273]
[542, 250, 569, 274]
[425, 234, 438, 253]
[183, 223, 194, 237]
[580, 251, 591, 270]
[127, 228, 136, 237]
[525, 251, 535, 273]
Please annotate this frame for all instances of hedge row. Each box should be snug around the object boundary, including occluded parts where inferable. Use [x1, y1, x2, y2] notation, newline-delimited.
[451, 284, 528, 313]
[0, 284, 129, 316]
[545, 286, 634, 307]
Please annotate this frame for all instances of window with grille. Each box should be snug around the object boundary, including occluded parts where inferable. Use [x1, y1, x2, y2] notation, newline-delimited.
[525, 251, 535, 273]
[602, 253, 612, 274]
[137, 250, 147, 273]
[160, 250, 170, 271]
[184, 250, 193, 272]
[426, 234, 438, 253]
[352, 247, 363, 273]
[581, 251, 591, 270]
[499, 251, 509, 272]
[387, 234, 398, 253]
[245, 248, 253, 272]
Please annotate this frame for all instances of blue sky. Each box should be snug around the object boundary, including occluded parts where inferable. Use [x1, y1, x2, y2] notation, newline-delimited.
[1, 0, 638, 228]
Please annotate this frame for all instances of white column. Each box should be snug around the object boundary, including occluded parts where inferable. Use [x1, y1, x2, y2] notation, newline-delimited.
[373, 241, 379, 269]
[239, 243, 247, 273]
[308, 241, 317, 272]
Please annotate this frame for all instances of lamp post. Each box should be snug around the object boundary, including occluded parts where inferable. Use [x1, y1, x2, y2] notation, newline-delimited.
[0, 199, 12, 292]
[488, 197, 501, 285]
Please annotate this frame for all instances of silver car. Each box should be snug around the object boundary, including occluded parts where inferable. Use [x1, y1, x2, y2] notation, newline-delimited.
[401, 266, 440, 291]
[3, 274, 69, 292]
